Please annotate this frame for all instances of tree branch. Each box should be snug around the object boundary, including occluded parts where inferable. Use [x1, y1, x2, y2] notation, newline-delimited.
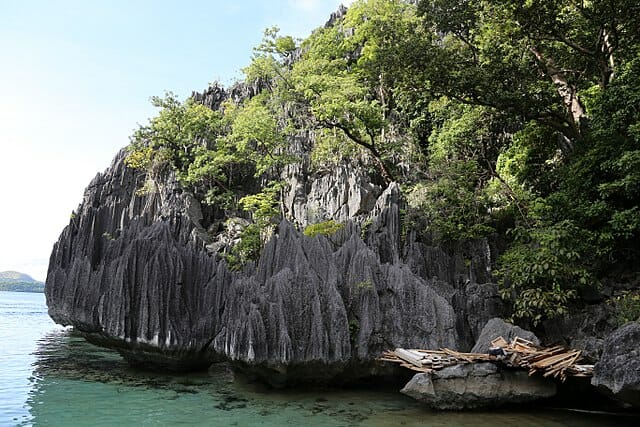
[529, 45, 586, 146]
[321, 119, 395, 184]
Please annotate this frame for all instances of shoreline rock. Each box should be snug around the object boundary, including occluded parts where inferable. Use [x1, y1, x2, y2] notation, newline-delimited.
[400, 362, 556, 410]
[592, 322, 640, 407]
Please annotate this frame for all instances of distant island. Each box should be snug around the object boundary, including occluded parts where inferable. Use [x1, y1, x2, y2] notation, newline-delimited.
[0, 271, 45, 293]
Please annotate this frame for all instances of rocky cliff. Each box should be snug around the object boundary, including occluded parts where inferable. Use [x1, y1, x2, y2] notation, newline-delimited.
[45, 139, 503, 385]
[42, 3, 640, 410]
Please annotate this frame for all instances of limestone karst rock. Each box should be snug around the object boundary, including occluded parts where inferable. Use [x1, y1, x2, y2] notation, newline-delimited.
[46, 146, 502, 385]
[592, 322, 640, 407]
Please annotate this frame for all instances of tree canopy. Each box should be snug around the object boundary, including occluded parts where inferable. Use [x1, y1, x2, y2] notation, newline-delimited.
[125, 0, 640, 325]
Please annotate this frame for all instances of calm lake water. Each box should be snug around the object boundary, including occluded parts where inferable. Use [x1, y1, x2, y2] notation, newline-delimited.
[1, 291, 637, 426]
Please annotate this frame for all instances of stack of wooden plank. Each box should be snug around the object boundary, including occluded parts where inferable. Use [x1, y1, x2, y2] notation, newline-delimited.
[379, 336, 594, 381]
[490, 336, 594, 381]
[379, 348, 494, 373]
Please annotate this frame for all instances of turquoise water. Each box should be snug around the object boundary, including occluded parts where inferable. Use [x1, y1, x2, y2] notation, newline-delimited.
[1, 291, 637, 426]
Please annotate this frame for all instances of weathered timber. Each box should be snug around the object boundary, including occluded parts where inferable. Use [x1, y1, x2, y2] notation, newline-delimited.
[394, 348, 424, 368]
[379, 336, 594, 381]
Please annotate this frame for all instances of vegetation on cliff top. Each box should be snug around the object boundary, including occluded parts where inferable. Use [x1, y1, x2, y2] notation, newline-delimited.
[125, 0, 640, 326]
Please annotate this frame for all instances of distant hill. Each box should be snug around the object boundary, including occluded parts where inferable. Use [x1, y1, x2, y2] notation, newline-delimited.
[0, 271, 45, 293]
[0, 271, 39, 283]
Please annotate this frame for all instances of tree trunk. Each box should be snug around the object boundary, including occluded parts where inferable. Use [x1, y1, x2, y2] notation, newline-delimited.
[530, 46, 586, 150]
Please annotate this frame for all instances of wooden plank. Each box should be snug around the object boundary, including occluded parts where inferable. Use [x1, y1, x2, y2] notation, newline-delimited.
[399, 362, 433, 373]
[443, 348, 475, 363]
[491, 336, 508, 348]
[406, 349, 426, 360]
[414, 350, 447, 356]
[527, 347, 566, 362]
[541, 351, 581, 379]
[380, 341, 591, 379]
[514, 336, 536, 346]
[394, 348, 424, 368]
[531, 351, 578, 369]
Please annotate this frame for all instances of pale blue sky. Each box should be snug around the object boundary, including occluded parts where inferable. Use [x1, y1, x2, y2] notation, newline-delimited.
[0, 0, 352, 281]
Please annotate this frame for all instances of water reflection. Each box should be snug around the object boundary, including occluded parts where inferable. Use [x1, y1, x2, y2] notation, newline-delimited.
[23, 330, 638, 427]
[24, 330, 401, 426]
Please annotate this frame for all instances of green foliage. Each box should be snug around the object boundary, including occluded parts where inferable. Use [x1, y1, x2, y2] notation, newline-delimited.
[407, 166, 494, 242]
[406, 99, 507, 242]
[287, 0, 427, 182]
[134, 178, 157, 196]
[416, 0, 640, 143]
[496, 122, 561, 197]
[227, 94, 288, 176]
[242, 26, 298, 93]
[126, 92, 246, 206]
[129, 92, 223, 177]
[225, 223, 262, 271]
[255, 26, 297, 57]
[355, 280, 373, 290]
[239, 181, 282, 226]
[613, 291, 640, 325]
[243, 55, 280, 83]
[360, 217, 373, 240]
[126, 81, 293, 211]
[119, 0, 640, 326]
[310, 128, 363, 170]
[406, 0, 640, 323]
[542, 58, 640, 268]
[124, 146, 154, 170]
[497, 221, 595, 324]
[303, 220, 345, 238]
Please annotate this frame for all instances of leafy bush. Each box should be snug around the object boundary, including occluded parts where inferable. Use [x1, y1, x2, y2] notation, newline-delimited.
[496, 220, 595, 324]
[613, 291, 640, 325]
[407, 161, 494, 242]
[239, 181, 282, 226]
[225, 223, 262, 271]
[355, 280, 373, 289]
[303, 220, 344, 238]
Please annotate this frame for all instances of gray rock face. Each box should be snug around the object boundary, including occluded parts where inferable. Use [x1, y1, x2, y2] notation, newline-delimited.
[403, 236, 503, 350]
[46, 147, 501, 384]
[471, 318, 540, 354]
[284, 163, 383, 228]
[592, 322, 640, 407]
[542, 304, 619, 361]
[401, 363, 556, 409]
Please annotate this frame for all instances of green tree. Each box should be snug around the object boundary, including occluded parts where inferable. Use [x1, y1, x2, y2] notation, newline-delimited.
[128, 92, 223, 177]
[288, 0, 428, 183]
[243, 26, 298, 87]
[226, 93, 289, 176]
[126, 91, 244, 206]
[407, 98, 514, 241]
[417, 0, 640, 154]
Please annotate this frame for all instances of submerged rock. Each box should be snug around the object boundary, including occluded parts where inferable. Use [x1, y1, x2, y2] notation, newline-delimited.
[400, 363, 556, 410]
[592, 322, 640, 407]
